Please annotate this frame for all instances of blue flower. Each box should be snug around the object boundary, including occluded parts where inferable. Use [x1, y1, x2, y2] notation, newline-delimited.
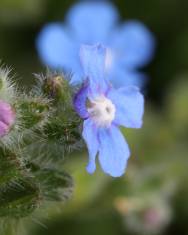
[74, 44, 144, 177]
[36, 1, 155, 88]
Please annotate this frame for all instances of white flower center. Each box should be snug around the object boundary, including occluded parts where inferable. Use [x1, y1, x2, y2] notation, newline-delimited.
[87, 96, 116, 127]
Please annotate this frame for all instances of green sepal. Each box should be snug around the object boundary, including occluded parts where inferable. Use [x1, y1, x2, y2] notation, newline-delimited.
[17, 97, 50, 129]
[0, 148, 40, 218]
[0, 177, 40, 218]
[35, 168, 73, 201]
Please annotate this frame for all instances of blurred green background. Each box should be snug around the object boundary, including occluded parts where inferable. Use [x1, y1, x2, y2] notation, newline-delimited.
[0, 0, 188, 235]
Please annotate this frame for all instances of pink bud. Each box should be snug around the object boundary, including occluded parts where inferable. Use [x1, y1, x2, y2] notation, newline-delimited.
[0, 100, 15, 137]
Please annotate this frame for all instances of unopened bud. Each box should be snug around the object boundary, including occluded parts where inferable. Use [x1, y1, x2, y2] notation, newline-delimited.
[0, 100, 15, 137]
[43, 75, 71, 103]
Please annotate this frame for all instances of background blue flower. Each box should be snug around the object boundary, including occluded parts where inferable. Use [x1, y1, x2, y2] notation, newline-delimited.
[36, 1, 155, 88]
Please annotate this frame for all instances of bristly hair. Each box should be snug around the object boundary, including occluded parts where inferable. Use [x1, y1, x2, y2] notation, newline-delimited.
[0, 65, 82, 222]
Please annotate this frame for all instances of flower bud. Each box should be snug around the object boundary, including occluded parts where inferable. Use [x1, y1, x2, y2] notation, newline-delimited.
[43, 75, 71, 103]
[0, 100, 15, 137]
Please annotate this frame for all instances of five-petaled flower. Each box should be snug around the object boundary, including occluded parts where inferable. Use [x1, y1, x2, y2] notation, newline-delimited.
[36, 1, 155, 88]
[74, 44, 144, 177]
[0, 100, 15, 137]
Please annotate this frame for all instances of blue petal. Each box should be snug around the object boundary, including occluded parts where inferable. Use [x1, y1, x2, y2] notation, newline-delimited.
[73, 83, 89, 119]
[107, 86, 144, 128]
[36, 23, 75, 67]
[111, 20, 155, 68]
[66, 1, 118, 43]
[36, 23, 84, 83]
[69, 69, 84, 85]
[98, 125, 130, 177]
[80, 44, 108, 96]
[109, 64, 147, 89]
[82, 119, 99, 174]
